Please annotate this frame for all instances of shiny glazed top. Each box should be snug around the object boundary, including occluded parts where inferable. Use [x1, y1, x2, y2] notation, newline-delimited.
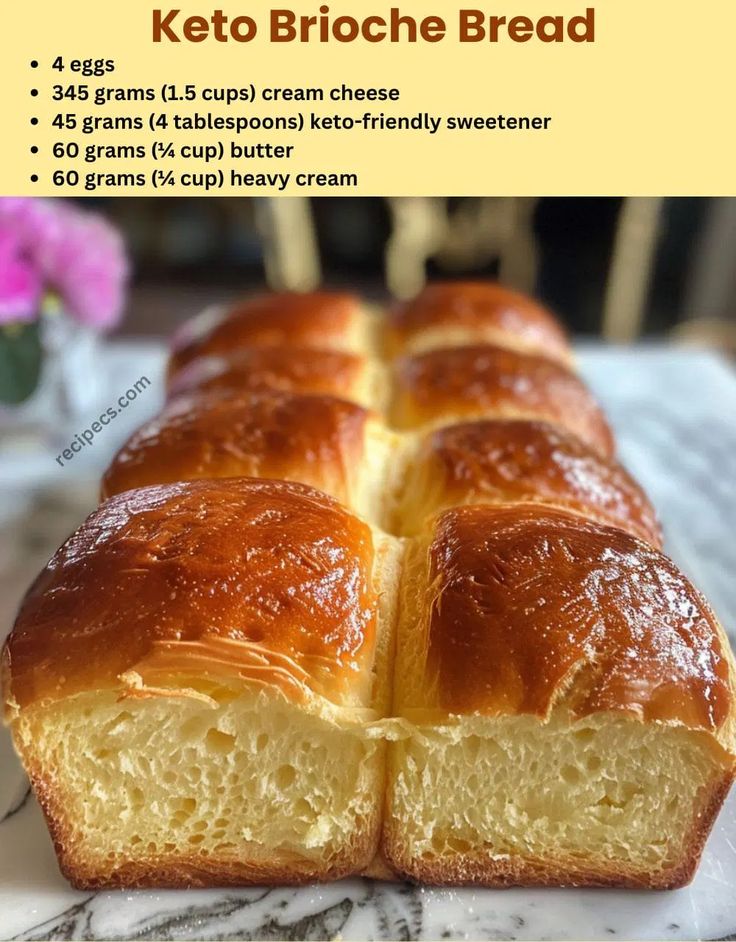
[411, 419, 661, 545]
[387, 281, 570, 363]
[4, 479, 378, 712]
[166, 346, 367, 401]
[101, 389, 371, 503]
[168, 291, 361, 377]
[423, 504, 732, 731]
[392, 344, 614, 457]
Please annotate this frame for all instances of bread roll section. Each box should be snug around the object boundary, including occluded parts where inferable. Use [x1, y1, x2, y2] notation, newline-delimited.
[3, 281, 734, 890]
[389, 344, 614, 455]
[167, 290, 373, 379]
[385, 281, 572, 364]
[386, 505, 735, 887]
[101, 388, 400, 528]
[167, 346, 381, 406]
[3, 478, 402, 887]
[395, 419, 662, 543]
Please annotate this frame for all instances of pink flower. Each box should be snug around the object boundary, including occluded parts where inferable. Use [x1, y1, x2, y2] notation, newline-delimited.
[0, 223, 41, 324]
[0, 198, 129, 332]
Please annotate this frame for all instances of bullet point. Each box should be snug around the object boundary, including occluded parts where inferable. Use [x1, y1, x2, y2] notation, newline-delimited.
[30, 145, 39, 154]
[30, 60, 39, 68]
[30, 175, 38, 183]
[30, 88, 38, 97]
[30, 117, 38, 125]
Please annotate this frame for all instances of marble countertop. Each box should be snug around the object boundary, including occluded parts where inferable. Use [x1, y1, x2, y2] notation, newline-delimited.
[1, 343, 735, 941]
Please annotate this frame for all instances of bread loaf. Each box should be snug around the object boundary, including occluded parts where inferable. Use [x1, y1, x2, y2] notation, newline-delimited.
[2, 478, 402, 887]
[3, 281, 734, 891]
[384, 504, 735, 887]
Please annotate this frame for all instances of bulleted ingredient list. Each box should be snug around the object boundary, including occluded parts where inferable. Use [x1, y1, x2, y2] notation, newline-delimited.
[31, 59, 553, 193]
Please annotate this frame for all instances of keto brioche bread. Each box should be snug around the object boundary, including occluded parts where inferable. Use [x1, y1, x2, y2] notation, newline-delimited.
[395, 419, 662, 543]
[101, 388, 401, 529]
[385, 280, 572, 364]
[166, 346, 383, 408]
[2, 478, 402, 888]
[165, 281, 573, 390]
[164, 283, 608, 450]
[4, 281, 734, 891]
[384, 504, 736, 888]
[102, 396, 650, 546]
[167, 291, 375, 380]
[390, 344, 614, 456]
[116, 283, 616, 538]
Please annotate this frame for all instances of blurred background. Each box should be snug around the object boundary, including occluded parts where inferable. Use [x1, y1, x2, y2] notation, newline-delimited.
[84, 196, 736, 349]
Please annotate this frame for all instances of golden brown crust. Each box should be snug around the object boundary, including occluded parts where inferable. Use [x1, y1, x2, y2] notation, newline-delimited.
[101, 388, 371, 505]
[402, 419, 661, 545]
[391, 345, 614, 457]
[4, 478, 378, 711]
[168, 291, 362, 378]
[419, 504, 733, 730]
[166, 346, 368, 402]
[386, 281, 571, 363]
[382, 772, 734, 888]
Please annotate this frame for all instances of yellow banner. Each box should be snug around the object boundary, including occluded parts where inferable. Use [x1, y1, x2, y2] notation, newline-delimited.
[1, 0, 734, 195]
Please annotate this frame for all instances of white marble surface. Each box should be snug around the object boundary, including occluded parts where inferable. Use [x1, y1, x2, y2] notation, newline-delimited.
[1, 343, 736, 941]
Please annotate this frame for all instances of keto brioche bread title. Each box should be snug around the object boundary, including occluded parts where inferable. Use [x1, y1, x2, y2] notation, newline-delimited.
[152, 6, 596, 44]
